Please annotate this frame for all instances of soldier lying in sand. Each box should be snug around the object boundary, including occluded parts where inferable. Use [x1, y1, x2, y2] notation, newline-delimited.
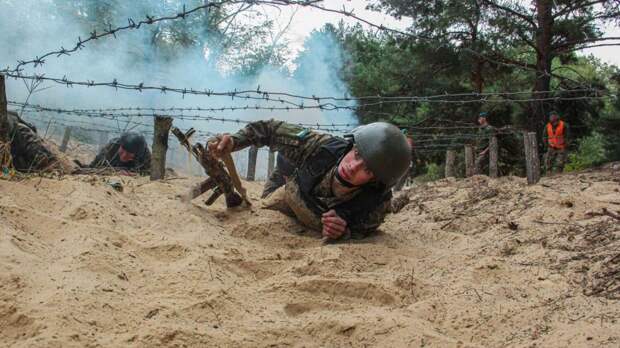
[2, 111, 76, 174]
[207, 120, 412, 241]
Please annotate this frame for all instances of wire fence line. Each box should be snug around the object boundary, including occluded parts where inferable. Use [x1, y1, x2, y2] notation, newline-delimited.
[21, 102, 522, 147]
[4, 0, 331, 74]
[6, 0, 616, 82]
[2, 72, 612, 106]
[12, 100, 531, 139]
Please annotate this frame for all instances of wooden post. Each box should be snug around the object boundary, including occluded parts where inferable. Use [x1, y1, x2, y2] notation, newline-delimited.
[246, 146, 258, 181]
[267, 150, 275, 177]
[524, 132, 540, 185]
[464, 145, 474, 177]
[489, 135, 498, 178]
[0, 75, 8, 143]
[60, 126, 72, 152]
[445, 149, 456, 178]
[150, 116, 173, 180]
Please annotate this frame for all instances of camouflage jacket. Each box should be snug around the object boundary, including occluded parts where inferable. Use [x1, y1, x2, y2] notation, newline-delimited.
[89, 137, 151, 175]
[230, 119, 392, 237]
[5, 111, 60, 172]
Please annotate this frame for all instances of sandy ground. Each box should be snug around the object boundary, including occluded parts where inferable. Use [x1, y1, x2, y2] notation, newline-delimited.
[1, 164, 619, 347]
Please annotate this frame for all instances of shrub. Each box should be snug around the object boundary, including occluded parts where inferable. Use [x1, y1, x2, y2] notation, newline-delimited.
[565, 132, 607, 172]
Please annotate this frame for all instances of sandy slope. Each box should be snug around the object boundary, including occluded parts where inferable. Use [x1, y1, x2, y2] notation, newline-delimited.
[1, 166, 619, 347]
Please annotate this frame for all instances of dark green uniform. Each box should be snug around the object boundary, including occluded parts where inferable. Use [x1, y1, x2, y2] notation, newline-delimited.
[89, 137, 151, 175]
[4, 111, 66, 172]
[474, 124, 495, 175]
[230, 119, 392, 238]
[261, 153, 294, 198]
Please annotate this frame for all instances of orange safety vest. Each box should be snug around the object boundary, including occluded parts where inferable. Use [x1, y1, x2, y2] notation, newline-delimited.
[546, 121, 566, 149]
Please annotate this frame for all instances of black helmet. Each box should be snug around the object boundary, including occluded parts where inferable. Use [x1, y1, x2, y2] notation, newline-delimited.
[351, 122, 411, 186]
[119, 132, 147, 156]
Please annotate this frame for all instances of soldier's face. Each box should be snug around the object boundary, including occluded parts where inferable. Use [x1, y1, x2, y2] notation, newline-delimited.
[550, 115, 559, 125]
[118, 146, 136, 163]
[338, 147, 375, 186]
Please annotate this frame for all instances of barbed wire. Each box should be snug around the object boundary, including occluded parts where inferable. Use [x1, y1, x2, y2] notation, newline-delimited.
[5, 0, 334, 74]
[14, 104, 355, 133]
[10, 101, 524, 135]
[22, 104, 521, 146]
[4, 0, 614, 105]
[2, 72, 612, 106]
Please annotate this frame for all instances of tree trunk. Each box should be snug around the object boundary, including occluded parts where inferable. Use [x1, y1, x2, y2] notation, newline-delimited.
[530, 0, 554, 132]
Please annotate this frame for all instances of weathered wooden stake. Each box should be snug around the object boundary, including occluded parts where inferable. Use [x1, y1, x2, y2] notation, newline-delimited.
[0, 75, 9, 142]
[445, 149, 456, 178]
[150, 116, 173, 180]
[267, 150, 275, 177]
[464, 145, 474, 177]
[60, 126, 72, 152]
[524, 132, 540, 185]
[489, 135, 498, 178]
[246, 146, 258, 181]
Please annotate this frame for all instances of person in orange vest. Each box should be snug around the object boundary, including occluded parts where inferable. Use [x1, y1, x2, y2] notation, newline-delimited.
[543, 111, 570, 175]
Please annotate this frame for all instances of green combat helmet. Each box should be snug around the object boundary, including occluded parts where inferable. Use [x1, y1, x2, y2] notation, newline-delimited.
[352, 122, 412, 187]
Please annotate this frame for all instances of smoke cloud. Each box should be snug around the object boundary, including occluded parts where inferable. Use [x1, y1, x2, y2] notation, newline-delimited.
[0, 0, 357, 177]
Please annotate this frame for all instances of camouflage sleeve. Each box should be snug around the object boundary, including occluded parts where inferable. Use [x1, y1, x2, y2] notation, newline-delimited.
[229, 119, 331, 168]
[347, 198, 392, 238]
[88, 142, 116, 168]
[135, 148, 151, 175]
[13, 122, 57, 171]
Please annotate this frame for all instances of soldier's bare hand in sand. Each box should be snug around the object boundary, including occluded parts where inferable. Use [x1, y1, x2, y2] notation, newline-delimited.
[207, 134, 234, 159]
[321, 209, 347, 239]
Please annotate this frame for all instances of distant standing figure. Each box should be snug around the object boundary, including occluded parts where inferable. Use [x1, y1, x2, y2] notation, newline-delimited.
[89, 132, 151, 175]
[543, 111, 570, 175]
[474, 112, 495, 175]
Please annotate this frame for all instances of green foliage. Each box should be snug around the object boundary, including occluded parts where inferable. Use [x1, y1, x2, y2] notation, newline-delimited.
[416, 162, 443, 182]
[565, 132, 608, 172]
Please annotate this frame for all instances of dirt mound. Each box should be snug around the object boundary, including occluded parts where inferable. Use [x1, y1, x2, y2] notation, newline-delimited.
[1, 166, 619, 347]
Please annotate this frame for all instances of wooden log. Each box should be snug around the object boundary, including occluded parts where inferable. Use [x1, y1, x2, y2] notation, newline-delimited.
[464, 145, 474, 177]
[267, 150, 275, 177]
[59, 126, 72, 152]
[0, 75, 8, 142]
[445, 149, 456, 178]
[246, 145, 258, 181]
[524, 132, 540, 185]
[489, 135, 498, 178]
[150, 116, 173, 180]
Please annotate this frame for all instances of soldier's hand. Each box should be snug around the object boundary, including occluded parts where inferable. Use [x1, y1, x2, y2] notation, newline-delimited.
[207, 134, 234, 159]
[321, 209, 347, 239]
[119, 169, 137, 177]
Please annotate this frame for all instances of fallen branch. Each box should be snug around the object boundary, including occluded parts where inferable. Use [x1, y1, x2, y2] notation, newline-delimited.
[585, 208, 620, 222]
